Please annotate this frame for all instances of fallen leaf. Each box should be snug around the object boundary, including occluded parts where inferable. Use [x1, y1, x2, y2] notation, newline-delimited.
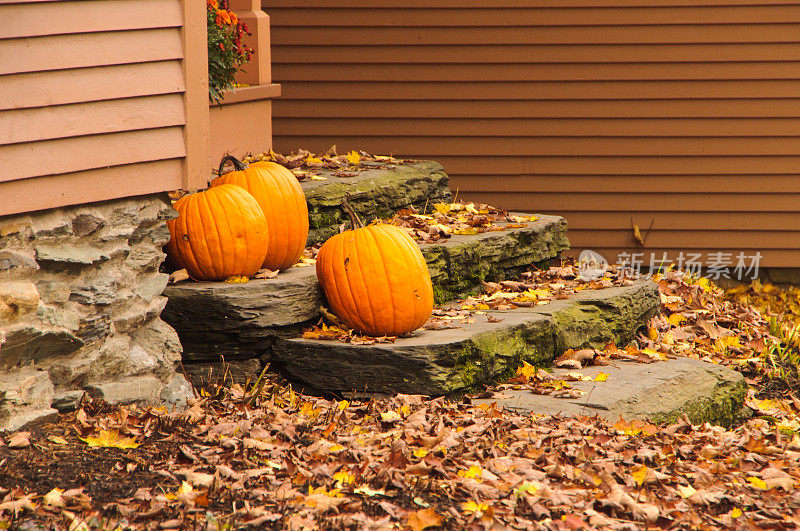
[406, 507, 443, 531]
[80, 429, 139, 449]
[168, 269, 190, 283]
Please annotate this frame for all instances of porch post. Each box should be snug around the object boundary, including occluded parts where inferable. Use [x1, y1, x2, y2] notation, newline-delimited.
[181, 0, 211, 189]
[227, 0, 271, 86]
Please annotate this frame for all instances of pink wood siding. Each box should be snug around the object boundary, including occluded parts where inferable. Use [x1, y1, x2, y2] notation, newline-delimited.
[0, 0, 209, 216]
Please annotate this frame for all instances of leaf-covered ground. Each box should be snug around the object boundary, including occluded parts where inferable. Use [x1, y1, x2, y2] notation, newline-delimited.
[3, 269, 800, 530]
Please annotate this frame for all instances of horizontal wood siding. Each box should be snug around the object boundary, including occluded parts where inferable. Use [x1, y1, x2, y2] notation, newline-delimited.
[265, 0, 800, 267]
[0, 0, 190, 216]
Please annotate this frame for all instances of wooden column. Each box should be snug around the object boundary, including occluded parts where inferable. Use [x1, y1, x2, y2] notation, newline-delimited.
[181, 0, 211, 190]
[228, 0, 271, 85]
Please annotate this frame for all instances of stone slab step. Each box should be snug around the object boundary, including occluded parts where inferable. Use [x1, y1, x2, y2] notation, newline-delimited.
[271, 280, 660, 396]
[474, 358, 747, 427]
[424, 215, 568, 303]
[162, 265, 322, 360]
[164, 218, 568, 360]
[303, 161, 451, 245]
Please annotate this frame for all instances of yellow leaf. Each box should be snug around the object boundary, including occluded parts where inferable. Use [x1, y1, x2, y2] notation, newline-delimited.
[224, 275, 249, 283]
[333, 470, 355, 486]
[461, 500, 489, 514]
[729, 508, 743, 518]
[338, 400, 350, 410]
[667, 313, 686, 326]
[291, 257, 316, 268]
[346, 150, 361, 165]
[641, 348, 666, 360]
[516, 361, 537, 380]
[647, 327, 659, 341]
[718, 335, 741, 348]
[80, 429, 139, 449]
[305, 155, 323, 164]
[413, 448, 429, 458]
[432, 203, 451, 214]
[747, 476, 768, 490]
[299, 402, 320, 419]
[633, 224, 645, 246]
[400, 405, 411, 417]
[594, 372, 609, 382]
[380, 410, 402, 423]
[458, 465, 483, 480]
[632, 465, 649, 486]
[329, 444, 345, 453]
[677, 484, 697, 498]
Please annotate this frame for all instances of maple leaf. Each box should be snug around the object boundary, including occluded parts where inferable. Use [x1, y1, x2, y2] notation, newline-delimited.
[458, 464, 483, 480]
[461, 500, 489, 515]
[43, 487, 65, 507]
[346, 150, 361, 165]
[515, 361, 537, 380]
[594, 372, 609, 382]
[303, 493, 348, 512]
[0, 494, 36, 516]
[80, 430, 139, 449]
[406, 507, 443, 531]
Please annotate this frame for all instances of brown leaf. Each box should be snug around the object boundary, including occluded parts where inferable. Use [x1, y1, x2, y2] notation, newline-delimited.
[7, 432, 30, 449]
[168, 269, 190, 284]
[406, 508, 443, 531]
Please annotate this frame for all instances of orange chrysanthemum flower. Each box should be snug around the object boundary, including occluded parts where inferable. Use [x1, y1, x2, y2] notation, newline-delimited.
[216, 8, 231, 25]
[206, 0, 218, 9]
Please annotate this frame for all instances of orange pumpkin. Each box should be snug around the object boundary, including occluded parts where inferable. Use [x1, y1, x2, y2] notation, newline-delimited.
[315, 196, 434, 337]
[166, 184, 269, 281]
[211, 155, 309, 271]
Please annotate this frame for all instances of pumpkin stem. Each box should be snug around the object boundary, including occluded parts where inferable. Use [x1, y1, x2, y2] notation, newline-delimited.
[218, 154, 248, 176]
[342, 193, 365, 230]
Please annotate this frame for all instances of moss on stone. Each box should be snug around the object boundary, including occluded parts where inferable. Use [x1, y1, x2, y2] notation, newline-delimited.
[649, 377, 748, 428]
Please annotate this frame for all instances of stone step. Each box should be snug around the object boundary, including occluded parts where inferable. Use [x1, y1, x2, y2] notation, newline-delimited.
[302, 160, 451, 245]
[162, 265, 322, 360]
[473, 358, 747, 427]
[270, 280, 660, 396]
[425, 215, 568, 303]
[163, 218, 569, 360]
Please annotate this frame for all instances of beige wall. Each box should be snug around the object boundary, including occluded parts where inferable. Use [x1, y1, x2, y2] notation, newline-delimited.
[264, 0, 800, 267]
[0, 0, 210, 217]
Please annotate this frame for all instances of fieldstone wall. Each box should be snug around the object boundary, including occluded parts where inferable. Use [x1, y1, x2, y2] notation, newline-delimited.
[0, 194, 192, 431]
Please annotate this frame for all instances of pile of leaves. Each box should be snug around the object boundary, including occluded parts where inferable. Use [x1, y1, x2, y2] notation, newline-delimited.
[386, 203, 538, 244]
[3, 381, 800, 529]
[238, 147, 406, 182]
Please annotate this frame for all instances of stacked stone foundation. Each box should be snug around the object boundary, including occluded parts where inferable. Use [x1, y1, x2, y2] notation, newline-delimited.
[0, 194, 192, 431]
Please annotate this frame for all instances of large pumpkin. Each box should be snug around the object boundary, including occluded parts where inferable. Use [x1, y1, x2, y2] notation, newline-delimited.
[166, 184, 269, 281]
[210, 155, 308, 271]
[315, 196, 433, 337]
